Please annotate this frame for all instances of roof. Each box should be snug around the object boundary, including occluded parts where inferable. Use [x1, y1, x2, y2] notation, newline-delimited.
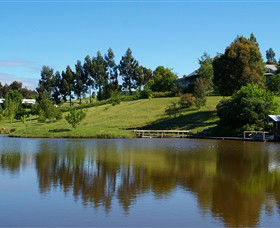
[265, 64, 278, 72]
[186, 70, 199, 78]
[268, 115, 280, 122]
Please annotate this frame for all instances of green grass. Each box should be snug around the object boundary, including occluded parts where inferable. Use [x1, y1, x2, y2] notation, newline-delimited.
[0, 96, 223, 138]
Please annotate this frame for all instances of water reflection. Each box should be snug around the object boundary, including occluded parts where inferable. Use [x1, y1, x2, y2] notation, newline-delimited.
[1, 138, 280, 226]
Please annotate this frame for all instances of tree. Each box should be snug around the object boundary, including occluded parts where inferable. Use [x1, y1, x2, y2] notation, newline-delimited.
[197, 52, 214, 93]
[83, 55, 95, 103]
[150, 66, 178, 92]
[9, 81, 22, 91]
[137, 66, 153, 89]
[213, 35, 265, 96]
[61, 66, 75, 106]
[36, 93, 62, 122]
[105, 48, 118, 86]
[74, 60, 88, 104]
[249, 33, 258, 46]
[193, 78, 208, 108]
[119, 48, 139, 95]
[0, 82, 2, 97]
[65, 109, 86, 129]
[51, 71, 62, 105]
[37, 66, 54, 98]
[266, 74, 280, 94]
[266, 48, 277, 64]
[3, 90, 23, 123]
[92, 51, 107, 100]
[104, 48, 119, 98]
[217, 84, 277, 130]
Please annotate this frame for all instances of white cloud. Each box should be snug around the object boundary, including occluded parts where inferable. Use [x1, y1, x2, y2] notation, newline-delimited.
[0, 59, 35, 67]
[0, 72, 38, 89]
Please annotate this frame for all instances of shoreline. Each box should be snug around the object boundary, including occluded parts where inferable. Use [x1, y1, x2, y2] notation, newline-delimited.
[3, 133, 276, 143]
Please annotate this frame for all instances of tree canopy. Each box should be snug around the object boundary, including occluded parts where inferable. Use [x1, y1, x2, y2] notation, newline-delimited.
[150, 66, 178, 92]
[213, 36, 265, 96]
[217, 84, 277, 130]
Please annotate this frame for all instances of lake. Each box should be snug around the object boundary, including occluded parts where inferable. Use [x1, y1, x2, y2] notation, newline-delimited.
[1, 136, 280, 227]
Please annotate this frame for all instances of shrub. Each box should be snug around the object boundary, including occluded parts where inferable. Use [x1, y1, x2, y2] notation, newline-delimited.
[111, 91, 122, 106]
[4, 90, 23, 123]
[217, 83, 278, 130]
[65, 109, 86, 128]
[267, 74, 280, 94]
[179, 94, 195, 108]
[37, 96, 62, 122]
[135, 88, 153, 99]
[165, 101, 182, 117]
[152, 91, 174, 98]
[193, 78, 207, 108]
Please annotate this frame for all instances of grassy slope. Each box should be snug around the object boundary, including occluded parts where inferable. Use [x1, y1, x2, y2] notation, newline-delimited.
[2, 96, 223, 138]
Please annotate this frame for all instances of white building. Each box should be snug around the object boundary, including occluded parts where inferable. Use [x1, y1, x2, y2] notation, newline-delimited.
[0, 99, 36, 104]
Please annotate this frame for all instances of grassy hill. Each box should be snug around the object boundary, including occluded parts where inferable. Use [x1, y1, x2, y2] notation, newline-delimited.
[1, 96, 223, 138]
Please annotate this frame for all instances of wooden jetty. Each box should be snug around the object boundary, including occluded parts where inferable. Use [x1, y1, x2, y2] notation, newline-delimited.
[133, 130, 190, 138]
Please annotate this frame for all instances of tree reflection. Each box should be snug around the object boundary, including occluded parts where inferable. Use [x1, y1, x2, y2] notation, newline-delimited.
[0, 153, 22, 174]
[2, 140, 280, 226]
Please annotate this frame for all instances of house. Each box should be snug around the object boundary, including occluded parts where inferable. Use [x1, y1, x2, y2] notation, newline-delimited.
[268, 115, 280, 141]
[0, 98, 36, 105]
[22, 99, 36, 105]
[175, 70, 198, 91]
[265, 64, 278, 77]
[177, 64, 279, 91]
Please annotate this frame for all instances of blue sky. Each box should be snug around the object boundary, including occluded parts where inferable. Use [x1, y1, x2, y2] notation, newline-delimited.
[0, 0, 279, 89]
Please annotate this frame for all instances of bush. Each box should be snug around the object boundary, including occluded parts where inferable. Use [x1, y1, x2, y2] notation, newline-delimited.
[217, 83, 278, 130]
[152, 91, 175, 98]
[3, 90, 23, 123]
[37, 96, 62, 122]
[135, 88, 153, 99]
[179, 94, 195, 108]
[165, 101, 182, 117]
[65, 109, 86, 128]
[267, 74, 280, 94]
[193, 78, 208, 108]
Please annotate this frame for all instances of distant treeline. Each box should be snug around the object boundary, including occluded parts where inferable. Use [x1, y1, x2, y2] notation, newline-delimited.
[37, 48, 179, 105]
[0, 81, 36, 98]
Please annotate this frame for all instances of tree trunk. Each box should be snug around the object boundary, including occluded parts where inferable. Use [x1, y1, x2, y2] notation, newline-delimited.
[89, 89, 92, 103]
[69, 95, 72, 107]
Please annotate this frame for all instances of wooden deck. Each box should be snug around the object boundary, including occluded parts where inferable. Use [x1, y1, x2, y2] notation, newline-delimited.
[133, 130, 190, 138]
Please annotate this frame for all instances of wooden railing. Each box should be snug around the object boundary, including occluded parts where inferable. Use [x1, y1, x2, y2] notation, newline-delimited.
[133, 130, 190, 138]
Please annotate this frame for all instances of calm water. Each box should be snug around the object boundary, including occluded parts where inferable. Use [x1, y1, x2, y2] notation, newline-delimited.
[1, 136, 280, 227]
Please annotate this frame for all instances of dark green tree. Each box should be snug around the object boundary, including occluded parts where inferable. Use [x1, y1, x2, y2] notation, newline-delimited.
[105, 48, 118, 86]
[51, 71, 62, 105]
[266, 48, 277, 64]
[61, 66, 75, 106]
[83, 55, 95, 103]
[213, 35, 265, 96]
[137, 66, 153, 89]
[249, 33, 258, 46]
[37, 66, 54, 98]
[74, 60, 88, 104]
[9, 81, 22, 91]
[150, 66, 178, 92]
[92, 51, 108, 100]
[267, 74, 280, 94]
[119, 48, 139, 95]
[217, 83, 277, 130]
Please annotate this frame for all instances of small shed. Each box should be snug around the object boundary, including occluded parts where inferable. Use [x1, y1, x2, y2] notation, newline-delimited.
[268, 115, 280, 141]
